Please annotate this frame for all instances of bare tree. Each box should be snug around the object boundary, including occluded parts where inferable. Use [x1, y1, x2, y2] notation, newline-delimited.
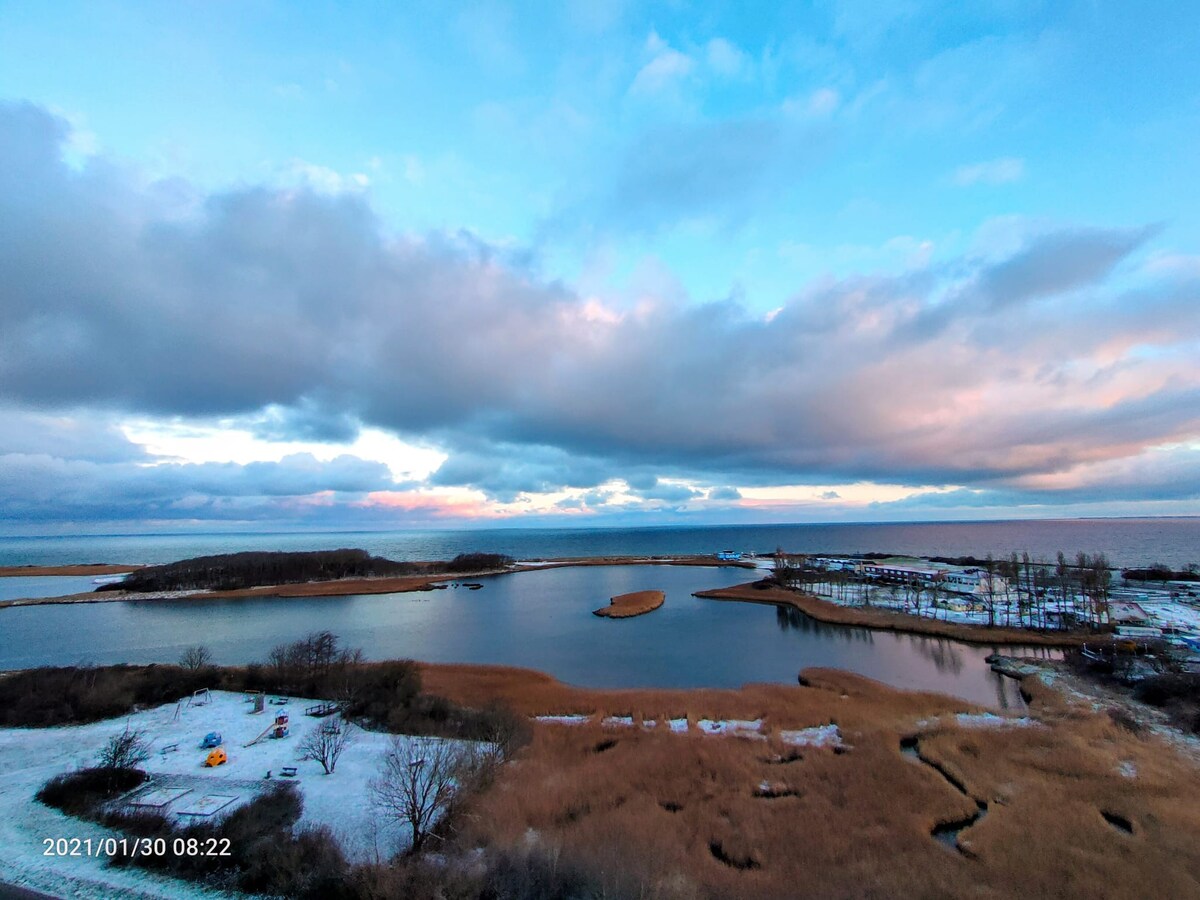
[179, 644, 213, 671]
[298, 720, 356, 775]
[372, 737, 481, 853]
[98, 726, 151, 770]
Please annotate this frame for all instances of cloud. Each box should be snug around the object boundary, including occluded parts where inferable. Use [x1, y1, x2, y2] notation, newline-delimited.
[967, 224, 1157, 310]
[629, 31, 694, 95]
[1, 103, 1198, 526]
[285, 160, 370, 194]
[952, 157, 1025, 186]
[0, 450, 396, 524]
[427, 443, 614, 500]
[635, 482, 701, 503]
[783, 87, 841, 119]
[247, 399, 362, 444]
[708, 486, 742, 501]
[705, 38, 748, 77]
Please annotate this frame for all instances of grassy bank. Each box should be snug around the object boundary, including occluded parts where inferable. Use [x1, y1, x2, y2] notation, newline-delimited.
[697, 580, 1107, 647]
[416, 660, 1200, 899]
[0, 564, 141, 577]
[594, 589, 665, 618]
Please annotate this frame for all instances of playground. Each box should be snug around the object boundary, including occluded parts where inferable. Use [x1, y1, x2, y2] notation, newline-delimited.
[0, 690, 474, 895]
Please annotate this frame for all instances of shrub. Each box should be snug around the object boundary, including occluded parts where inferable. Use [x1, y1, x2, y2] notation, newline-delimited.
[447, 553, 513, 573]
[179, 645, 213, 671]
[1134, 674, 1200, 707]
[0, 665, 214, 728]
[37, 767, 148, 816]
[97, 725, 151, 769]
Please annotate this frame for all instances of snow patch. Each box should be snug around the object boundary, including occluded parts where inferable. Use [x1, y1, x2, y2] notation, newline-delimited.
[697, 719, 764, 738]
[954, 713, 1039, 728]
[601, 716, 634, 729]
[534, 714, 592, 726]
[779, 724, 842, 748]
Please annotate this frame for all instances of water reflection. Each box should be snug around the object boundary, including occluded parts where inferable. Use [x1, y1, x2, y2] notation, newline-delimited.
[775, 604, 876, 645]
[0, 565, 1057, 707]
[906, 634, 965, 676]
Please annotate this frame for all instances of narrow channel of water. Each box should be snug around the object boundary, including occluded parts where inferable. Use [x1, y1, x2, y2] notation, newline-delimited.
[0, 575, 110, 602]
[0, 565, 1058, 707]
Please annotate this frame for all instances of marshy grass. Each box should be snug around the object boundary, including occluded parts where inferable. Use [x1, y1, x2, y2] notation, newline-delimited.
[593, 589, 665, 618]
[420, 660, 1200, 898]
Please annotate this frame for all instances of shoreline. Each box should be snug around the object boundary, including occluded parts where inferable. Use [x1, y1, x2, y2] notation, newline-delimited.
[695, 581, 1107, 647]
[0, 556, 753, 609]
[593, 589, 665, 618]
[0, 564, 141, 577]
[1, 562, 1107, 649]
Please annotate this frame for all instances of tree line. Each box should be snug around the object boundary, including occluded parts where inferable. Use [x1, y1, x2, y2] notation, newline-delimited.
[773, 549, 1122, 630]
[103, 549, 513, 593]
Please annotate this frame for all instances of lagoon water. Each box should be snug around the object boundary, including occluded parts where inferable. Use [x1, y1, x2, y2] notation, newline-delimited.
[0, 565, 1048, 708]
[0, 574, 106, 602]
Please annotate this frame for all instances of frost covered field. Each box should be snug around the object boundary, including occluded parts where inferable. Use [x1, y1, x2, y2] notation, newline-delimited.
[0, 690, 465, 898]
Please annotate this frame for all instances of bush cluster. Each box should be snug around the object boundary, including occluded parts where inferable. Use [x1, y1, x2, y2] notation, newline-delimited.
[0, 665, 213, 727]
[36, 767, 148, 816]
[103, 548, 515, 594]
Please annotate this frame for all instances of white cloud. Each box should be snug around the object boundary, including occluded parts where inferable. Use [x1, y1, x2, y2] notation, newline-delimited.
[706, 38, 747, 77]
[783, 87, 840, 119]
[630, 31, 695, 95]
[285, 160, 370, 194]
[952, 156, 1025, 186]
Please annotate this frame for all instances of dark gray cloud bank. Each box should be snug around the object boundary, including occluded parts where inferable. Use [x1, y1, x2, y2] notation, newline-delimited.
[1, 102, 1199, 528]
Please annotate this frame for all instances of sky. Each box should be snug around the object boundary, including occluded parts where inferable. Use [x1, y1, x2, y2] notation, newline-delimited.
[1, 0, 1199, 534]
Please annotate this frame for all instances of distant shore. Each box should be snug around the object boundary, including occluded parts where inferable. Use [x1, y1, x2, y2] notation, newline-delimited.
[0, 564, 142, 577]
[695, 581, 1106, 647]
[0, 556, 753, 609]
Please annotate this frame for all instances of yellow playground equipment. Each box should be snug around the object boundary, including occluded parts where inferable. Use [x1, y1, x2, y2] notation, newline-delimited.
[204, 747, 228, 767]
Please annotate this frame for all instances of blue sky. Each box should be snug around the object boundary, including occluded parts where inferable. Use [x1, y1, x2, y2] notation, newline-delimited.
[1, 1, 1199, 532]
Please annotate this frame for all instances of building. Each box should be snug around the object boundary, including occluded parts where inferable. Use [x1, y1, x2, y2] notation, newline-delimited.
[861, 564, 946, 586]
[1108, 601, 1152, 627]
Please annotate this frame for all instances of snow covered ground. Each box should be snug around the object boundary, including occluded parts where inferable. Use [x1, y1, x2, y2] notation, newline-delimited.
[0, 690, 474, 898]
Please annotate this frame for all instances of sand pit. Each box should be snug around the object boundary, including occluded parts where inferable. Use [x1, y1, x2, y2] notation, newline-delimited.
[174, 794, 237, 817]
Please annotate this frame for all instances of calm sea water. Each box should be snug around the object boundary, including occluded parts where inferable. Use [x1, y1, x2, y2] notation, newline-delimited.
[1, 519, 1197, 568]
[0, 565, 1046, 707]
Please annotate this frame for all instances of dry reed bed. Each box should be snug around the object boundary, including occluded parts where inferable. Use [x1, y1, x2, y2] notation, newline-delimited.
[422, 661, 1200, 899]
[0, 564, 141, 577]
[594, 590, 665, 618]
[698, 582, 1107, 647]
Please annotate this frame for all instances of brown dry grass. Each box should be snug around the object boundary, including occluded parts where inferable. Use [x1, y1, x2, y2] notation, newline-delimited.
[699, 581, 1107, 647]
[420, 661, 1200, 899]
[594, 589, 665, 618]
[0, 564, 142, 577]
[523, 555, 756, 569]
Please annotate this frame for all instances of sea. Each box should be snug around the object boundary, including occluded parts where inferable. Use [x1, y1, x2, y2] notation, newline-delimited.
[0, 518, 1197, 569]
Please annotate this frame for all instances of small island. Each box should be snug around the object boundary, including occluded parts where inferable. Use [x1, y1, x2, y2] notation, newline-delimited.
[593, 589, 665, 619]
